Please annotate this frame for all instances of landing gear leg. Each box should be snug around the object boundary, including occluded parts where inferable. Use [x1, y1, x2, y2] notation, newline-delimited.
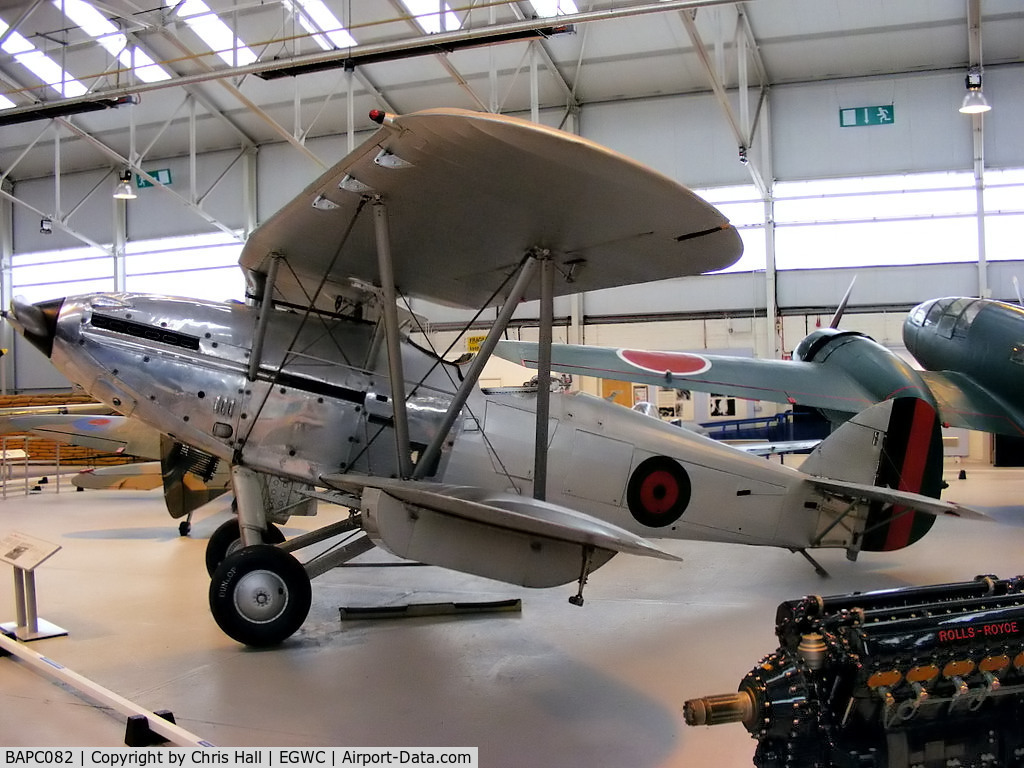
[793, 548, 830, 578]
[230, 465, 272, 548]
[569, 546, 595, 607]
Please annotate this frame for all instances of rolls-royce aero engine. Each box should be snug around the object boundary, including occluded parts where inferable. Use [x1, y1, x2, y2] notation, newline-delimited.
[683, 575, 1024, 767]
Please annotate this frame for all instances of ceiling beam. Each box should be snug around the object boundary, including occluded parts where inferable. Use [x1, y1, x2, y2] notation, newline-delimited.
[507, 2, 577, 107]
[116, 27, 261, 150]
[384, 0, 488, 112]
[353, 68, 398, 114]
[0, 0, 745, 125]
[59, 117, 243, 241]
[678, 8, 768, 197]
[0, 1, 46, 53]
[157, 30, 326, 169]
[0, 184, 112, 254]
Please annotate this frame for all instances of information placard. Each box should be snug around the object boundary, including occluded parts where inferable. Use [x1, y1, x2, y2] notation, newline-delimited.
[0, 532, 61, 572]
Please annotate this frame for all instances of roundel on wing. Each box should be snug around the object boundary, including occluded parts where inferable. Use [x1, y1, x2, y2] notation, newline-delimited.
[626, 456, 691, 528]
[74, 417, 112, 430]
[617, 349, 711, 376]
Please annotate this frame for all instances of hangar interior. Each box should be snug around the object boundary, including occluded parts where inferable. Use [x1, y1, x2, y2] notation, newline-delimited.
[1, 0, 1024, 762]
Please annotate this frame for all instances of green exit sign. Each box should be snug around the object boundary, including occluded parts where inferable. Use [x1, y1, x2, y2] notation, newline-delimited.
[839, 105, 895, 127]
[136, 168, 173, 188]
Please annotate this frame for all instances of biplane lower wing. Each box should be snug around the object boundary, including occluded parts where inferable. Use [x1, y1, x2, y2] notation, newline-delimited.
[323, 474, 679, 589]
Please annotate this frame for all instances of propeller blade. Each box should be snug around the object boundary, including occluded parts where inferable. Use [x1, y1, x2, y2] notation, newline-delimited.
[829, 276, 858, 328]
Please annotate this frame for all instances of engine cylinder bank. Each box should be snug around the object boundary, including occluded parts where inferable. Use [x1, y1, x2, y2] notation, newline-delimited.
[684, 574, 1024, 767]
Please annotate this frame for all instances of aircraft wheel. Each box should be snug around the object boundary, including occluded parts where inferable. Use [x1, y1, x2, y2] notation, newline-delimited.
[178, 520, 191, 537]
[209, 545, 311, 647]
[205, 519, 285, 576]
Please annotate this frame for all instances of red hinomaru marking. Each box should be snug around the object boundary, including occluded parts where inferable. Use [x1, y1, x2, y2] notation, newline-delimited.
[617, 349, 711, 376]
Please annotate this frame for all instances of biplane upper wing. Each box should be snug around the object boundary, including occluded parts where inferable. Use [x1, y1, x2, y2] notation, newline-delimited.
[240, 108, 742, 311]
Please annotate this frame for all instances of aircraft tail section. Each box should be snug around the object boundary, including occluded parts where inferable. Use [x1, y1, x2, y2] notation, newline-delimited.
[801, 397, 943, 552]
[863, 397, 943, 550]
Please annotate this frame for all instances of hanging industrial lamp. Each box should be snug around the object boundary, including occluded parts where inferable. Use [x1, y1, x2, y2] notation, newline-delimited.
[959, 66, 991, 114]
[113, 169, 137, 199]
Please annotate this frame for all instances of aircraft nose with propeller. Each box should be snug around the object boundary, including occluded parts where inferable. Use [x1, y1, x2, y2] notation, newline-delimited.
[5, 109, 982, 647]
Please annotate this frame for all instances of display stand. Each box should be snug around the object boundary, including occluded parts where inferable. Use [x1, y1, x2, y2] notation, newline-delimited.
[0, 531, 66, 641]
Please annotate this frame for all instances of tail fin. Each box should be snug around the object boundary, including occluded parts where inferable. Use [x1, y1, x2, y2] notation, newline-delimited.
[801, 397, 943, 552]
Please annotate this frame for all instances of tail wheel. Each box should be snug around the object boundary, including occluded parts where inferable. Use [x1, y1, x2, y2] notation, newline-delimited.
[209, 545, 311, 647]
[205, 518, 285, 576]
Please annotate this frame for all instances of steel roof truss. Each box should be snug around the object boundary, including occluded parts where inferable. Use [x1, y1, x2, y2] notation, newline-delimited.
[59, 116, 242, 241]
[679, 7, 768, 197]
[0, 184, 112, 255]
[157, 27, 326, 169]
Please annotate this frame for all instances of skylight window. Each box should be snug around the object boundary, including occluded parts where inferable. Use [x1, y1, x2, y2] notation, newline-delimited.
[0, 18, 88, 97]
[399, 0, 462, 34]
[529, 0, 579, 15]
[284, 0, 357, 50]
[166, 0, 258, 67]
[56, 0, 170, 83]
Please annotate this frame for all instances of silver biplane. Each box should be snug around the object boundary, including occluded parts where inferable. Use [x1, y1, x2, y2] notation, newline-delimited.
[8, 109, 977, 647]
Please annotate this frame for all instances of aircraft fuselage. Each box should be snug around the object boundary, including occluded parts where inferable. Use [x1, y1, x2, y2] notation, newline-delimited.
[904, 297, 1024, 411]
[33, 293, 830, 552]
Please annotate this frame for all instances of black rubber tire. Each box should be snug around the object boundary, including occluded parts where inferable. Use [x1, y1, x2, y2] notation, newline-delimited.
[208, 545, 311, 647]
[178, 520, 191, 537]
[205, 518, 285, 576]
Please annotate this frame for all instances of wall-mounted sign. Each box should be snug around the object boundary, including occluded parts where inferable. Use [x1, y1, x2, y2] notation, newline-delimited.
[839, 105, 895, 127]
[137, 168, 173, 187]
[467, 334, 487, 353]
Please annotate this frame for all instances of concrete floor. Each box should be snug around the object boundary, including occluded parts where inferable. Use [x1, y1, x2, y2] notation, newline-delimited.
[0, 461, 1022, 766]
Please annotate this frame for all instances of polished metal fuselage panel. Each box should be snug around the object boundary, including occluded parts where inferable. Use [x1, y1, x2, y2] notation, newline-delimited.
[41, 292, 857, 552]
[49, 293, 464, 486]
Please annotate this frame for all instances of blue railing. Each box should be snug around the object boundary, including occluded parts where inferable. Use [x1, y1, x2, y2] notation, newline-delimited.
[700, 409, 830, 443]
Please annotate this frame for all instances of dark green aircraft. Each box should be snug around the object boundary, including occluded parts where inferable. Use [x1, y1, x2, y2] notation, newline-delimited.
[494, 296, 1024, 438]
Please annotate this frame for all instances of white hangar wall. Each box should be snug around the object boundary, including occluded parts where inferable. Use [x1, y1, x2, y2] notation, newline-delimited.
[574, 66, 1024, 185]
[771, 73, 973, 179]
[12, 147, 254, 255]
[11, 67, 1023, 253]
[579, 94, 752, 188]
[6, 66, 1024, 391]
